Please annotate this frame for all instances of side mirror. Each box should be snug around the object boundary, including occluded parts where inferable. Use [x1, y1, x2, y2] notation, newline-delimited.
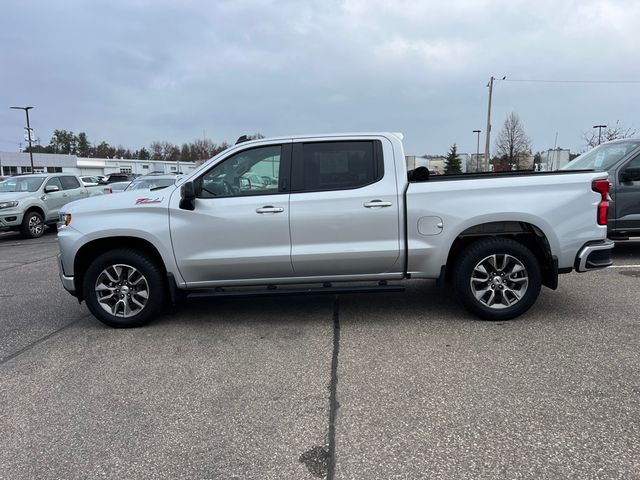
[621, 167, 640, 183]
[408, 166, 430, 182]
[44, 185, 60, 193]
[179, 181, 196, 211]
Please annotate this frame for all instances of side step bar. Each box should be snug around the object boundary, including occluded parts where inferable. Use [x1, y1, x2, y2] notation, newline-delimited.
[187, 283, 405, 299]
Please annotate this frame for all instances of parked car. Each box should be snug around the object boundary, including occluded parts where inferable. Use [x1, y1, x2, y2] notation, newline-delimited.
[80, 175, 107, 187]
[106, 173, 136, 184]
[0, 173, 108, 238]
[261, 175, 277, 186]
[124, 175, 180, 192]
[241, 173, 268, 189]
[108, 181, 131, 193]
[563, 138, 640, 239]
[57, 132, 613, 328]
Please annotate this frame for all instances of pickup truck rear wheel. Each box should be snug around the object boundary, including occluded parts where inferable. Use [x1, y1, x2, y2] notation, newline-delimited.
[452, 237, 541, 321]
[83, 249, 165, 328]
[21, 211, 45, 238]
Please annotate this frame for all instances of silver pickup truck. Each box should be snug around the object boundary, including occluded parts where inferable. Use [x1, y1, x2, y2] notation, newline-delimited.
[57, 133, 614, 327]
[0, 173, 109, 238]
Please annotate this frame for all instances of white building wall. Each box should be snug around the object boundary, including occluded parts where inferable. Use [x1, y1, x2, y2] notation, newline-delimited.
[0, 151, 199, 177]
[540, 149, 570, 171]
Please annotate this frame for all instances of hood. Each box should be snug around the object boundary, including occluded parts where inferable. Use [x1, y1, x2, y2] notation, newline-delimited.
[63, 186, 177, 214]
[0, 191, 38, 202]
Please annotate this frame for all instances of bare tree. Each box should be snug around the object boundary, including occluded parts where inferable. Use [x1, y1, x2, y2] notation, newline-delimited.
[161, 142, 180, 161]
[495, 112, 532, 170]
[150, 141, 164, 160]
[582, 120, 637, 149]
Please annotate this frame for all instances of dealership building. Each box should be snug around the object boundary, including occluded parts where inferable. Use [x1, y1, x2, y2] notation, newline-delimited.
[0, 151, 198, 177]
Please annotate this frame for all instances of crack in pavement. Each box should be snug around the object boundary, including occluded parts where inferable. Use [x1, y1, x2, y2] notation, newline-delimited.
[299, 295, 341, 479]
[0, 239, 58, 248]
[0, 315, 89, 366]
[327, 295, 340, 480]
[0, 254, 58, 273]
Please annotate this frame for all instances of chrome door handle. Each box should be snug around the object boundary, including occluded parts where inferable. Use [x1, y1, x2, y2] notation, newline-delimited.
[256, 206, 284, 214]
[364, 200, 392, 208]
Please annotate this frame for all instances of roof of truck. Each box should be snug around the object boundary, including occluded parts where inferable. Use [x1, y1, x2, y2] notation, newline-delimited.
[232, 132, 404, 147]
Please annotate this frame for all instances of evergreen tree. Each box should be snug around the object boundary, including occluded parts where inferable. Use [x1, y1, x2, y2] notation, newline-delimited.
[76, 132, 91, 157]
[94, 141, 114, 158]
[444, 143, 462, 174]
[137, 147, 150, 160]
[48, 129, 77, 154]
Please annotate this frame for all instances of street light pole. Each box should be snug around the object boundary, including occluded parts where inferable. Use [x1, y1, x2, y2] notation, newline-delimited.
[593, 124, 607, 145]
[473, 129, 481, 172]
[10, 106, 35, 172]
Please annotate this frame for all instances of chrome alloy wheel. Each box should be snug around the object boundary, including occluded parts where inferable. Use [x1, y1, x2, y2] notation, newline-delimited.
[470, 254, 529, 309]
[94, 264, 150, 318]
[28, 215, 43, 236]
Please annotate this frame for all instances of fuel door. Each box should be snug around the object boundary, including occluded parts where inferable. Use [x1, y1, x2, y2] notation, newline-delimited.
[418, 216, 444, 236]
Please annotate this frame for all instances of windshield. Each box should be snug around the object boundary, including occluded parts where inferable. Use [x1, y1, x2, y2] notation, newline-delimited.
[562, 141, 640, 171]
[0, 176, 46, 193]
[125, 178, 176, 191]
[111, 182, 130, 191]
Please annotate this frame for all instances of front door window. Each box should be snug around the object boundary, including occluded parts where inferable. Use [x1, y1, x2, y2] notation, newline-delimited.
[197, 145, 281, 198]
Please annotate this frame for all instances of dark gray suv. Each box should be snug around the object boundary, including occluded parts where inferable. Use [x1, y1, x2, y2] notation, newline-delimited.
[563, 138, 640, 239]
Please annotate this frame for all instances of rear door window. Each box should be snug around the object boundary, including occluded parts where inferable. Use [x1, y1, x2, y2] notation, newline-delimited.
[292, 140, 383, 192]
[60, 176, 81, 190]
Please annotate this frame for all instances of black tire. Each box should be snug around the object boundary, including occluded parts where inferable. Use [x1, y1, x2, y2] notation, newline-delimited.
[83, 248, 166, 328]
[452, 237, 542, 321]
[21, 211, 45, 239]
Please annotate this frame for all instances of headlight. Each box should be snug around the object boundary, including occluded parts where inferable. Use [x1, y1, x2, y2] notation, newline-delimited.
[0, 201, 18, 210]
[58, 212, 72, 226]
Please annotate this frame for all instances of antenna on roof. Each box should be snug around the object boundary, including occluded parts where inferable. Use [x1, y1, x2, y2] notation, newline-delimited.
[235, 135, 250, 145]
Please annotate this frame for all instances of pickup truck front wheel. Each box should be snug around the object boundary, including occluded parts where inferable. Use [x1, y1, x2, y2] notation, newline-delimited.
[452, 237, 541, 321]
[83, 249, 165, 328]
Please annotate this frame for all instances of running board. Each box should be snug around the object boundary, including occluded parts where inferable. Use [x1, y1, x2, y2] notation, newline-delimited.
[187, 284, 405, 299]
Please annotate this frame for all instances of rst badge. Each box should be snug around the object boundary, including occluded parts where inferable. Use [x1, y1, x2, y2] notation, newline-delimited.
[135, 197, 163, 205]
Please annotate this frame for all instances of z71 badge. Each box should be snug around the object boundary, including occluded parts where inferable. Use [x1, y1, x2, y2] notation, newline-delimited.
[135, 197, 163, 205]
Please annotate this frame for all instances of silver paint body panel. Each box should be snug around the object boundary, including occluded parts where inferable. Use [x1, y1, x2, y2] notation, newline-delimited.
[57, 132, 608, 292]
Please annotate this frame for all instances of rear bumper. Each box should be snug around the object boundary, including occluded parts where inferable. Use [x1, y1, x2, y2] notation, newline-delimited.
[57, 253, 77, 296]
[574, 239, 615, 272]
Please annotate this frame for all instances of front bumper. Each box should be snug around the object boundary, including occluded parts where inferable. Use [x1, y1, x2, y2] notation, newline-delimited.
[0, 209, 24, 230]
[574, 239, 615, 272]
[57, 253, 77, 296]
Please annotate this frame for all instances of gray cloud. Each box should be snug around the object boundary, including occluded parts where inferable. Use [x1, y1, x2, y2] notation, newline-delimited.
[1, 0, 638, 155]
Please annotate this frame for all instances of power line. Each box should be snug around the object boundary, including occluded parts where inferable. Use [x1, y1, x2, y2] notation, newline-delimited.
[504, 79, 640, 84]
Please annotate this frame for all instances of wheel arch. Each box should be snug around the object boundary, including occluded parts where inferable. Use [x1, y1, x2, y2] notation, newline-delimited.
[74, 236, 168, 301]
[444, 221, 558, 290]
[24, 205, 46, 220]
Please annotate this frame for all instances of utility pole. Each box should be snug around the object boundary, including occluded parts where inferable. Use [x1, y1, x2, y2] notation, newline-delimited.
[10, 106, 35, 172]
[473, 129, 481, 172]
[484, 77, 494, 172]
[484, 76, 506, 171]
[593, 124, 607, 145]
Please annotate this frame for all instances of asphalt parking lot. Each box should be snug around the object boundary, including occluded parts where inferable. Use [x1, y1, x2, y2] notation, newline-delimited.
[0, 230, 638, 479]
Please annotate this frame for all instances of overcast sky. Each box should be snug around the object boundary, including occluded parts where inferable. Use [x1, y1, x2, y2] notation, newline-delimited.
[1, 0, 639, 156]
